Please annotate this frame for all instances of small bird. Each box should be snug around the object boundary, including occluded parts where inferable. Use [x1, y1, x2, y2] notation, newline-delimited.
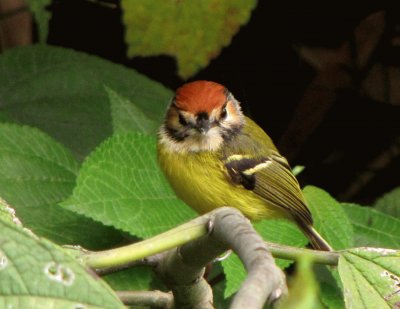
[157, 80, 332, 251]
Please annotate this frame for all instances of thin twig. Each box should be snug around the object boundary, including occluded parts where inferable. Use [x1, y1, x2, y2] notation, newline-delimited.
[266, 242, 339, 265]
[75, 207, 342, 308]
[83, 215, 209, 270]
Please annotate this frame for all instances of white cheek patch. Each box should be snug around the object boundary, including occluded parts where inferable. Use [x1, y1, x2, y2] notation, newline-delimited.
[159, 125, 224, 153]
[186, 127, 223, 152]
[203, 127, 224, 150]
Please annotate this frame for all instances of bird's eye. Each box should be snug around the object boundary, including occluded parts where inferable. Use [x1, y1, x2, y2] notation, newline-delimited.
[178, 113, 187, 126]
[220, 106, 227, 119]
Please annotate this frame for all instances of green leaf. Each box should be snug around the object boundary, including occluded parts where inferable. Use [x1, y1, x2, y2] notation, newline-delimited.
[314, 265, 345, 309]
[374, 187, 400, 218]
[221, 253, 245, 299]
[212, 276, 231, 309]
[121, 0, 257, 78]
[0, 45, 172, 159]
[254, 219, 308, 268]
[61, 133, 196, 238]
[106, 86, 159, 134]
[279, 256, 323, 309]
[338, 247, 400, 309]
[303, 186, 354, 250]
[26, 0, 51, 42]
[0, 111, 11, 122]
[222, 219, 308, 298]
[0, 123, 123, 248]
[319, 282, 345, 309]
[103, 266, 153, 291]
[0, 219, 124, 309]
[0, 198, 21, 227]
[342, 203, 400, 249]
[292, 165, 305, 176]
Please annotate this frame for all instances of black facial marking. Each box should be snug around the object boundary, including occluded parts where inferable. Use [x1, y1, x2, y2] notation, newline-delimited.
[165, 127, 188, 142]
[196, 112, 209, 121]
[220, 103, 227, 119]
[220, 123, 243, 141]
[196, 112, 210, 131]
[178, 113, 187, 126]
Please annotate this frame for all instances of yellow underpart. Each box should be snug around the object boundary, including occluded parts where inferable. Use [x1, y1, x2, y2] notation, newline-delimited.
[157, 117, 287, 221]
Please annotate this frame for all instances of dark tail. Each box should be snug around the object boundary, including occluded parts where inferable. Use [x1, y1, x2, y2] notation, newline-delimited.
[297, 221, 333, 251]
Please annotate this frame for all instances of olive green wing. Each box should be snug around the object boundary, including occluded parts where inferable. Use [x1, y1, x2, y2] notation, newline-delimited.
[224, 151, 313, 225]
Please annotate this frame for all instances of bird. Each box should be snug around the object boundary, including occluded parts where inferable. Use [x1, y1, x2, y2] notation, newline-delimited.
[157, 80, 332, 251]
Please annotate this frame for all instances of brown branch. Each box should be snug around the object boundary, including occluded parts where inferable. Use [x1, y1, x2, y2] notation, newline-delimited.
[77, 207, 291, 308]
[155, 207, 287, 309]
[211, 209, 287, 308]
[0, 0, 32, 51]
[116, 290, 173, 308]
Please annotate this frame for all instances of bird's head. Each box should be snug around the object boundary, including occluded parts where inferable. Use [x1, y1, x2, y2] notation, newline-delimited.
[159, 81, 244, 153]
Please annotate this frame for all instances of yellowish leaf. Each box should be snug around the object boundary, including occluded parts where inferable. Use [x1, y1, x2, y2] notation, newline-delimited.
[121, 0, 257, 78]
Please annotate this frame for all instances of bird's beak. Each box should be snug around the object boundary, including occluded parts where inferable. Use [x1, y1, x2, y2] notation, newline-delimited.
[196, 118, 210, 135]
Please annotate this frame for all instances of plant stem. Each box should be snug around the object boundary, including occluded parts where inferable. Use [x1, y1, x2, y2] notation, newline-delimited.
[116, 291, 173, 308]
[84, 215, 209, 270]
[82, 210, 340, 271]
[266, 242, 339, 265]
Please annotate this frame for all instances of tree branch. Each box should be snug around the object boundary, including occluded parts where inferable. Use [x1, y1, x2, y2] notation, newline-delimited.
[154, 207, 286, 308]
[210, 208, 287, 308]
[116, 290, 173, 308]
[82, 215, 209, 270]
[72, 207, 342, 308]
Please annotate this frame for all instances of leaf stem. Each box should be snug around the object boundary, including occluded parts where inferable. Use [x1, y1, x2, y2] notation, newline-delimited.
[84, 215, 210, 270]
[266, 242, 339, 265]
[82, 210, 339, 271]
[116, 290, 173, 308]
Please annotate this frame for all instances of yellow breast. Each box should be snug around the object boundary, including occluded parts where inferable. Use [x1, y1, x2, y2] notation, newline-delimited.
[157, 142, 286, 221]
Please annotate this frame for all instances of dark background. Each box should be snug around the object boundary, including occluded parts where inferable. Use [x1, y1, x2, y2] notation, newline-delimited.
[46, 0, 400, 204]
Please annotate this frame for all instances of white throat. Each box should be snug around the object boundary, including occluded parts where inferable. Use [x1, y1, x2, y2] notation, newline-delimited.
[159, 125, 224, 153]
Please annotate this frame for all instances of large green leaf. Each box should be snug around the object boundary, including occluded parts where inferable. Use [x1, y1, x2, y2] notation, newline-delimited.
[0, 45, 172, 159]
[314, 265, 344, 309]
[61, 132, 196, 238]
[212, 274, 231, 309]
[121, 0, 257, 78]
[319, 282, 344, 309]
[338, 247, 400, 309]
[342, 203, 400, 249]
[254, 219, 308, 268]
[0, 219, 124, 309]
[103, 266, 153, 291]
[107, 86, 159, 134]
[0, 123, 122, 248]
[374, 187, 400, 218]
[222, 219, 308, 298]
[303, 186, 354, 250]
[221, 253, 245, 299]
[0, 198, 20, 227]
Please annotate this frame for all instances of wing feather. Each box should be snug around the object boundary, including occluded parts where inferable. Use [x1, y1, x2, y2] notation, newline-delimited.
[225, 152, 313, 225]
